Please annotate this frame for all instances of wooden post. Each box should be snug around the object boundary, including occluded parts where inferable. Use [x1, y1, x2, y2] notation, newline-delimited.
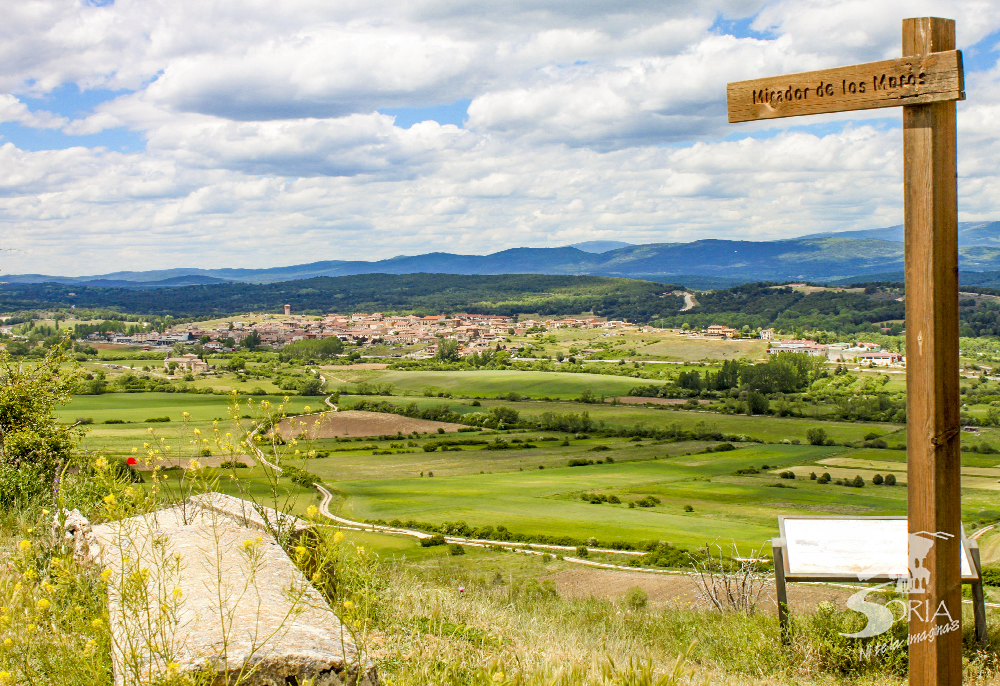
[772, 538, 790, 643]
[902, 17, 962, 686]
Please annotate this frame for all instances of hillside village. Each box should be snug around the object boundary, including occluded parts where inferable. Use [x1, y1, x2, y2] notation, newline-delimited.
[73, 308, 903, 367]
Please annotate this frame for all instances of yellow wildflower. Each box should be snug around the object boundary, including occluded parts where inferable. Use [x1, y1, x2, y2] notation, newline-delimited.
[306, 505, 319, 519]
[36, 599, 51, 611]
[91, 617, 103, 629]
[103, 494, 116, 506]
[356, 546, 365, 556]
[172, 588, 183, 599]
[194, 429, 201, 436]
[0, 671, 12, 684]
[17, 540, 31, 553]
[343, 600, 354, 610]
[182, 412, 190, 419]
[94, 456, 108, 470]
[2, 638, 11, 647]
[100, 569, 113, 582]
[333, 531, 344, 544]
[188, 459, 201, 470]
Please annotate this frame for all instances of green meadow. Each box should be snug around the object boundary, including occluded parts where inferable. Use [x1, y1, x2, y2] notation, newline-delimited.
[55, 388, 1000, 557]
[348, 369, 665, 399]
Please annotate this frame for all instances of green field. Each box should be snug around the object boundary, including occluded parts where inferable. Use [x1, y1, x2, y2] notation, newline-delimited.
[54, 389, 1000, 557]
[317, 444, 905, 550]
[56, 393, 325, 461]
[363, 370, 663, 399]
[340, 394, 904, 445]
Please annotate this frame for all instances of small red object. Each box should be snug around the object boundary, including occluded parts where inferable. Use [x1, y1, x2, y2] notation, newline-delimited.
[126, 457, 138, 465]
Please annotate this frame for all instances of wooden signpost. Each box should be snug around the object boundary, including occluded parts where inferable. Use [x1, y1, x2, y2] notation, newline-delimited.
[728, 18, 966, 686]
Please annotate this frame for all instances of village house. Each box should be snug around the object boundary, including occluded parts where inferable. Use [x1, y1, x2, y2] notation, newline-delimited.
[705, 324, 739, 339]
[164, 353, 210, 373]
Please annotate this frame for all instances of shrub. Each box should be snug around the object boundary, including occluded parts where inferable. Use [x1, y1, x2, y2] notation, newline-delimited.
[712, 442, 736, 452]
[817, 472, 832, 484]
[734, 467, 759, 475]
[872, 473, 884, 485]
[420, 534, 446, 547]
[623, 586, 648, 610]
[884, 473, 897, 486]
[806, 427, 827, 445]
[103, 419, 126, 424]
[448, 543, 465, 556]
[634, 495, 661, 508]
[852, 475, 865, 488]
[575, 546, 589, 558]
[283, 465, 322, 487]
[588, 445, 611, 452]
[145, 416, 171, 423]
[982, 564, 1000, 587]
[683, 504, 694, 512]
[437, 427, 446, 434]
[568, 458, 594, 467]
[220, 461, 249, 468]
[779, 471, 796, 479]
[75, 417, 94, 425]
[809, 472, 817, 480]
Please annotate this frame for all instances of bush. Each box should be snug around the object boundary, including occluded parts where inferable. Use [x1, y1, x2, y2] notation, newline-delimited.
[283, 465, 322, 487]
[103, 419, 126, 424]
[683, 504, 694, 512]
[806, 427, 827, 445]
[734, 467, 759, 475]
[575, 545, 589, 558]
[817, 472, 832, 484]
[145, 416, 171, 423]
[779, 471, 796, 479]
[872, 473, 884, 485]
[852, 475, 865, 488]
[75, 417, 94, 425]
[568, 458, 594, 467]
[623, 586, 648, 610]
[982, 564, 1000, 587]
[420, 534, 446, 547]
[809, 472, 817, 480]
[448, 543, 465, 556]
[884, 473, 897, 486]
[220, 461, 249, 468]
[634, 495, 661, 508]
[588, 445, 611, 452]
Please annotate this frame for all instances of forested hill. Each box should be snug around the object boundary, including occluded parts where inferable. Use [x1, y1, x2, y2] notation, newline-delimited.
[651, 283, 907, 334]
[0, 274, 686, 321]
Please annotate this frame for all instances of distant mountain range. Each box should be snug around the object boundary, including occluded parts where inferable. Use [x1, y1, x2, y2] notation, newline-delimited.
[4, 222, 999, 289]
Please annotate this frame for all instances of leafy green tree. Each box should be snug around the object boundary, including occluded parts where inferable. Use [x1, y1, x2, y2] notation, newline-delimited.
[280, 337, 343, 361]
[745, 391, 769, 415]
[436, 339, 461, 362]
[806, 427, 828, 446]
[298, 376, 324, 396]
[0, 343, 85, 507]
[241, 331, 263, 351]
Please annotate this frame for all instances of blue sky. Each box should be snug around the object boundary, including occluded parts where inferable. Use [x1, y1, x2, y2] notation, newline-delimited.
[1, 0, 999, 275]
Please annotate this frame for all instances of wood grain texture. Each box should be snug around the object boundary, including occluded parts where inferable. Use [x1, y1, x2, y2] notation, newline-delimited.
[902, 17, 962, 686]
[727, 50, 964, 123]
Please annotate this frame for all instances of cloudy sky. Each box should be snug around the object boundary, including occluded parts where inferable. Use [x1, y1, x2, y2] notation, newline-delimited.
[2, 0, 999, 276]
